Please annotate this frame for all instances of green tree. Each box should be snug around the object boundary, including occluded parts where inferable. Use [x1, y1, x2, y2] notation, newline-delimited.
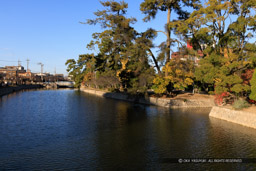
[65, 59, 83, 88]
[83, 1, 136, 89]
[140, 0, 200, 72]
[81, 0, 156, 93]
[65, 54, 95, 88]
[249, 69, 256, 101]
[135, 28, 161, 73]
[184, 0, 256, 95]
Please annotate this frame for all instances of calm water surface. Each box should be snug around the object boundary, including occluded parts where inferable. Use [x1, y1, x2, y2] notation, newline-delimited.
[0, 89, 256, 170]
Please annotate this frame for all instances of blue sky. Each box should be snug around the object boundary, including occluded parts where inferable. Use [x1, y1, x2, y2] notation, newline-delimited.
[0, 0, 170, 75]
[0, 1, 255, 76]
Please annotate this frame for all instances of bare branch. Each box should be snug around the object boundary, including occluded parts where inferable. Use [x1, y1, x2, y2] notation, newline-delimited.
[156, 30, 168, 37]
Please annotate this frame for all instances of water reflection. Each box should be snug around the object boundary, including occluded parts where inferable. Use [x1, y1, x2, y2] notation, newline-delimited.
[0, 90, 256, 170]
[209, 117, 256, 157]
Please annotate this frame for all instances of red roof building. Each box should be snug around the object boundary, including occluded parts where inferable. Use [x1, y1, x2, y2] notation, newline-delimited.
[170, 41, 204, 65]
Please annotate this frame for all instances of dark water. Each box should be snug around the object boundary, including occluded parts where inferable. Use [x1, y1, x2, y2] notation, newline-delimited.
[0, 90, 256, 170]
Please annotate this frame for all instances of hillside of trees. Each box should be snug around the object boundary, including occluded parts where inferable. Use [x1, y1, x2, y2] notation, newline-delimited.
[66, 0, 256, 107]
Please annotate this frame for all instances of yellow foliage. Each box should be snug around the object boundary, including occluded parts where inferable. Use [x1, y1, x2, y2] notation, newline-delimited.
[156, 58, 195, 91]
[116, 70, 121, 78]
[175, 69, 182, 75]
[162, 63, 172, 73]
[152, 75, 170, 94]
[184, 78, 194, 85]
[116, 58, 129, 81]
[83, 72, 93, 82]
[214, 78, 221, 83]
[121, 58, 128, 70]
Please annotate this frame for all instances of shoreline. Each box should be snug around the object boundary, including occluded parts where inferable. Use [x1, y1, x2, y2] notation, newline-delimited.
[0, 85, 43, 97]
[80, 87, 256, 130]
[80, 87, 215, 108]
[209, 106, 256, 129]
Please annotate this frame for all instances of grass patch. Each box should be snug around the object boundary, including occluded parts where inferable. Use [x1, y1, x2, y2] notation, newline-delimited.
[232, 99, 250, 110]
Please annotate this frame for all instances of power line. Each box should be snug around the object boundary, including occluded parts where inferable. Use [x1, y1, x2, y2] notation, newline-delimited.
[0, 59, 65, 75]
[0, 59, 40, 65]
[0, 59, 65, 67]
[0, 59, 22, 62]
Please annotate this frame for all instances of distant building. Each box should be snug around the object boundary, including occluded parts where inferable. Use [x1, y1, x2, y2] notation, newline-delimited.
[187, 41, 193, 49]
[55, 74, 65, 81]
[18, 70, 32, 78]
[171, 41, 204, 65]
[171, 52, 181, 58]
[0, 65, 66, 86]
[0, 65, 26, 85]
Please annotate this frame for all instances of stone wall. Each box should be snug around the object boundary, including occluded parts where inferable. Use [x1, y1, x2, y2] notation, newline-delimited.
[80, 88, 215, 108]
[0, 85, 43, 97]
[209, 106, 256, 129]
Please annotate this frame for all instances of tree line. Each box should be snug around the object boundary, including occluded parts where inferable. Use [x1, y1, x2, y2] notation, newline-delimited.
[66, 0, 256, 104]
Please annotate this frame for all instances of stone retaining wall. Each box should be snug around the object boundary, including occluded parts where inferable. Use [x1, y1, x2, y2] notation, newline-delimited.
[0, 85, 43, 97]
[81, 88, 215, 108]
[209, 106, 256, 129]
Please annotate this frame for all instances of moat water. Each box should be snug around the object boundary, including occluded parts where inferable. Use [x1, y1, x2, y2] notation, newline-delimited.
[0, 89, 256, 170]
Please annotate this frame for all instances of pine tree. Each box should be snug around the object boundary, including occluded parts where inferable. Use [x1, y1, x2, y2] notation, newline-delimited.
[140, 0, 200, 74]
[79, 1, 156, 92]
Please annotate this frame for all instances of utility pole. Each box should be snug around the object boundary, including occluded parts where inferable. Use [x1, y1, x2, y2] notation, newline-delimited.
[26, 59, 30, 71]
[38, 62, 44, 82]
[16, 60, 22, 85]
[54, 67, 57, 82]
[18, 60, 21, 67]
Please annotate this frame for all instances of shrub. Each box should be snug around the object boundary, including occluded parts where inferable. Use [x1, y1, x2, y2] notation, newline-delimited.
[248, 99, 256, 104]
[232, 99, 250, 110]
[214, 92, 230, 106]
[208, 91, 215, 95]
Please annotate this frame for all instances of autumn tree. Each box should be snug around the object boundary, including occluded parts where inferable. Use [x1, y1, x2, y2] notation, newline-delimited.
[165, 58, 194, 90]
[180, 0, 256, 96]
[152, 55, 194, 94]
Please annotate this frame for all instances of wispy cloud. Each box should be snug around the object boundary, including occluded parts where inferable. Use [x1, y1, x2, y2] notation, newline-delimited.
[0, 48, 11, 51]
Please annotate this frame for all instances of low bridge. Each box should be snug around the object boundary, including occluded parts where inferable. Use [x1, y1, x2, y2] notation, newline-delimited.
[56, 81, 75, 88]
[42, 81, 75, 89]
